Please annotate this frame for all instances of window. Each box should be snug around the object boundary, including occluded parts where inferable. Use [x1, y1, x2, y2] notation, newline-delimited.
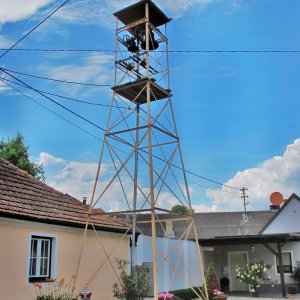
[28, 234, 57, 282]
[276, 252, 292, 273]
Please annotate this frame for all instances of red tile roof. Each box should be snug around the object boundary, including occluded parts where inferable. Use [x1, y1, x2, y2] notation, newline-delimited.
[0, 157, 128, 233]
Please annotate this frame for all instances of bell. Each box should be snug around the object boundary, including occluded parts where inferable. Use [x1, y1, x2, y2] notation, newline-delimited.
[123, 35, 139, 53]
[141, 30, 159, 51]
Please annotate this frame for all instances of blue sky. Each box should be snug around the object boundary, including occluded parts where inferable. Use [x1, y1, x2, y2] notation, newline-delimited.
[1, 0, 300, 212]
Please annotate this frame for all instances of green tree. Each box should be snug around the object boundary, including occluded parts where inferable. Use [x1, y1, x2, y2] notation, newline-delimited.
[0, 133, 45, 181]
[171, 204, 191, 214]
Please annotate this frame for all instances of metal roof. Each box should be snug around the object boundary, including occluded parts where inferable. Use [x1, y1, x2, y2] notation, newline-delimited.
[113, 0, 171, 28]
[130, 210, 276, 241]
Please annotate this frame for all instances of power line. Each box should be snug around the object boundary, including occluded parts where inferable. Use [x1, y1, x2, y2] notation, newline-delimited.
[171, 164, 241, 190]
[0, 0, 71, 60]
[2, 48, 300, 53]
[0, 67, 111, 87]
[0, 78, 101, 141]
[0, 76, 132, 110]
[1, 69, 241, 191]
[0, 68, 106, 132]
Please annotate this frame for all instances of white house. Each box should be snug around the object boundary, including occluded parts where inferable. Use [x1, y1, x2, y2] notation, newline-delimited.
[132, 194, 300, 297]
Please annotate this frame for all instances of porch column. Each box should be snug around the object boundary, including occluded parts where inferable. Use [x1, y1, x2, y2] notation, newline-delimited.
[277, 242, 286, 298]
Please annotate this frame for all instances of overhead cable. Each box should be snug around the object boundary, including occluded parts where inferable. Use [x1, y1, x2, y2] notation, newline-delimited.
[0, 0, 71, 60]
[1, 69, 241, 191]
[0, 68, 106, 132]
[0, 67, 111, 87]
[0, 76, 131, 110]
[0, 78, 101, 141]
[1, 48, 300, 54]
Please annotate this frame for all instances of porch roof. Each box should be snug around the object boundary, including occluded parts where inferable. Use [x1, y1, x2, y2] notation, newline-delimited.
[199, 233, 300, 246]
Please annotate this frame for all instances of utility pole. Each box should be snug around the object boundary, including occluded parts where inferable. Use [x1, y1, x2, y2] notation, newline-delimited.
[241, 187, 248, 213]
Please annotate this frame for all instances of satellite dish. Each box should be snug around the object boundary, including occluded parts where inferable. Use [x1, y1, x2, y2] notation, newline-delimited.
[270, 192, 283, 206]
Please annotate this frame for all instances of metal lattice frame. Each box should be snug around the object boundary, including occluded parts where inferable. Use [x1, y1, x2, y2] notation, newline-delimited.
[73, 2, 208, 300]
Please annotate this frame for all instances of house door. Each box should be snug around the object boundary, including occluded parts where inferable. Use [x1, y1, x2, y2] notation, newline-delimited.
[228, 251, 248, 291]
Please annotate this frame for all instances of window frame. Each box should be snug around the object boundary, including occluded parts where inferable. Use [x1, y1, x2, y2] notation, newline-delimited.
[27, 233, 57, 284]
[275, 251, 293, 274]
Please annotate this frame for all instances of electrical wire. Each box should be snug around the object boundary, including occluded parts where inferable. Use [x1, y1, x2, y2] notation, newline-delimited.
[0, 76, 132, 110]
[0, 0, 71, 60]
[0, 67, 111, 87]
[1, 48, 300, 53]
[0, 78, 101, 141]
[0, 68, 106, 132]
[247, 191, 270, 209]
[1, 69, 242, 191]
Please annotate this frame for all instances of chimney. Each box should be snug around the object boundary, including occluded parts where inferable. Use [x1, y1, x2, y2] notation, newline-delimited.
[270, 204, 280, 211]
[83, 197, 87, 205]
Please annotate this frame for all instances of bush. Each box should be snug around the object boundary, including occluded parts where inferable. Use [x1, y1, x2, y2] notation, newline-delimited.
[288, 286, 297, 294]
[235, 262, 275, 290]
[291, 267, 300, 285]
[169, 286, 204, 300]
[206, 263, 221, 300]
[112, 259, 149, 300]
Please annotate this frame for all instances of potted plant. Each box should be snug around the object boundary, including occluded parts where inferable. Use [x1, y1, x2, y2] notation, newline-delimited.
[213, 289, 226, 300]
[291, 267, 300, 290]
[287, 286, 297, 299]
[235, 262, 275, 297]
[33, 277, 75, 300]
[112, 259, 149, 300]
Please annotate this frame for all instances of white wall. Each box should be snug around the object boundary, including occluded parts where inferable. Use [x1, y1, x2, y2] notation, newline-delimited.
[263, 198, 300, 234]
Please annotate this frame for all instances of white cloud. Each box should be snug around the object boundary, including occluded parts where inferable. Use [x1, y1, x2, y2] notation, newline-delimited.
[157, 0, 217, 18]
[38, 52, 114, 96]
[0, 0, 52, 26]
[50, 0, 222, 28]
[0, 35, 12, 47]
[192, 203, 218, 212]
[39, 152, 187, 212]
[0, 0, 243, 31]
[206, 139, 300, 211]
[39, 152, 102, 203]
[0, 79, 11, 93]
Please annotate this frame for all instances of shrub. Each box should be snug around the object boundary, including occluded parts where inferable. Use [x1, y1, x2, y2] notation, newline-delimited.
[206, 263, 221, 300]
[235, 262, 275, 290]
[112, 259, 149, 300]
[288, 286, 297, 294]
[291, 267, 300, 286]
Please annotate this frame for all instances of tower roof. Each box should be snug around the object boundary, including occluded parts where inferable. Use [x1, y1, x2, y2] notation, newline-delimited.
[113, 0, 171, 27]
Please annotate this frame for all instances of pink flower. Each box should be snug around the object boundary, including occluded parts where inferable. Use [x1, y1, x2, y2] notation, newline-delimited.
[213, 289, 224, 296]
[158, 292, 174, 299]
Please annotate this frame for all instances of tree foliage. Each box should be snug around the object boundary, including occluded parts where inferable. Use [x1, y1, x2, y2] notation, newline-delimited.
[0, 133, 45, 181]
[171, 204, 190, 214]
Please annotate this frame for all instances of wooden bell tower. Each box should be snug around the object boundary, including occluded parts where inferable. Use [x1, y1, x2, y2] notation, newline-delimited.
[85, 1, 208, 299]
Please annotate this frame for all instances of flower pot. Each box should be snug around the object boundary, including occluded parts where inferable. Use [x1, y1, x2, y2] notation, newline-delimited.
[214, 296, 227, 300]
